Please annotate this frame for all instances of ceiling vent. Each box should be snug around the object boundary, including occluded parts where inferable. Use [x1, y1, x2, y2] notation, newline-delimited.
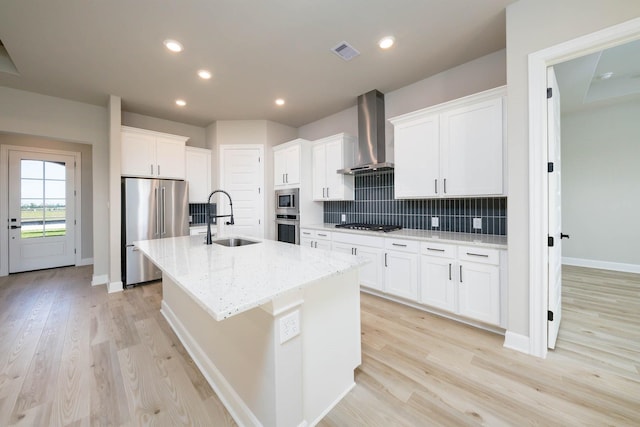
[331, 41, 360, 61]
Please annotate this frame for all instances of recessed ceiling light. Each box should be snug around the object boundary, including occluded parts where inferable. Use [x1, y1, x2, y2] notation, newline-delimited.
[598, 71, 614, 80]
[175, 99, 186, 107]
[164, 39, 183, 53]
[198, 69, 212, 79]
[378, 36, 395, 50]
[275, 98, 285, 106]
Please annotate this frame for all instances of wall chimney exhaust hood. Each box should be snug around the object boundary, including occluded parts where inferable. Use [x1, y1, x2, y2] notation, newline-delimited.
[337, 90, 393, 175]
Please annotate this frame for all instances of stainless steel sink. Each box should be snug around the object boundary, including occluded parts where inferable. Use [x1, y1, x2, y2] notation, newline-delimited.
[212, 237, 259, 247]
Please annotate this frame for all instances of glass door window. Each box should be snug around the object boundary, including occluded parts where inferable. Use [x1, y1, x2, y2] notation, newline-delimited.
[20, 160, 67, 239]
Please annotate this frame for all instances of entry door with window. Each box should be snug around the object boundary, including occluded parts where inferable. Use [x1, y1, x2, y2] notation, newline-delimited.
[8, 151, 76, 272]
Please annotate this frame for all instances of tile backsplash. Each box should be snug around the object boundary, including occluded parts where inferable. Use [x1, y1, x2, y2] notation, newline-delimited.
[323, 171, 507, 235]
[189, 203, 216, 225]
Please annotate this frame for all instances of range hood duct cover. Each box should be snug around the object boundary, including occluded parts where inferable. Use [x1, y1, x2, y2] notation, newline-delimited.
[338, 90, 393, 175]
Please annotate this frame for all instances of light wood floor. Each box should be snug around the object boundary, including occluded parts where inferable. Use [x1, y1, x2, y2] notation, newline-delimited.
[0, 265, 638, 426]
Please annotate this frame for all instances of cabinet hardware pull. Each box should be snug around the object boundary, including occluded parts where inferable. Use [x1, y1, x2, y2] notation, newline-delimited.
[322, 187, 325, 198]
[427, 248, 445, 252]
[326, 187, 329, 198]
[449, 263, 452, 280]
[459, 265, 463, 282]
[466, 252, 489, 258]
[434, 179, 438, 194]
[283, 174, 285, 184]
[392, 243, 407, 247]
[444, 178, 447, 193]
[158, 165, 160, 175]
[286, 173, 288, 183]
[318, 233, 327, 237]
[384, 253, 388, 267]
[151, 164, 154, 175]
[354, 248, 357, 255]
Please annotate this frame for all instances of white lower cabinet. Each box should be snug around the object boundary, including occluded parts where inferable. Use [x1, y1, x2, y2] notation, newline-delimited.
[383, 238, 419, 301]
[333, 233, 384, 292]
[420, 243, 501, 326]
[300, 228, 331, 249]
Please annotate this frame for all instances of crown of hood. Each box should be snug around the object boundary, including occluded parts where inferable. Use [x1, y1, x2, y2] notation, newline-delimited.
[337, 90, 393, 175]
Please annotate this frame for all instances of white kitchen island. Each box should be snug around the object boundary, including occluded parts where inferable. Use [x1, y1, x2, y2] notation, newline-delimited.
[134, 235, 366, 427]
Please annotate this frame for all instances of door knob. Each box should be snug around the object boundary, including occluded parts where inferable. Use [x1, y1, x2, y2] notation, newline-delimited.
[10, 225, 21, 229]
[560, 233, 570, 239]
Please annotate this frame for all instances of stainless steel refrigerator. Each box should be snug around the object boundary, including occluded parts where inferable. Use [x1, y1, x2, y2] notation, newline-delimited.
[121, 177, 189, 287]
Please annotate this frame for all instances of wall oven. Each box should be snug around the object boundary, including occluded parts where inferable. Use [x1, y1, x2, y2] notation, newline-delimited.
[275, 214, 299, 245]
[276, 188, 299, 215]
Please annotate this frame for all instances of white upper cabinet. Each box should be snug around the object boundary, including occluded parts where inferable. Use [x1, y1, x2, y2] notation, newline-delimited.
[185, 147, 212, 203]
[121, 126, 188, 179]
[273, 141, 301, 188]
[390, 87, 506, 198]
[311, 133, 355, 201]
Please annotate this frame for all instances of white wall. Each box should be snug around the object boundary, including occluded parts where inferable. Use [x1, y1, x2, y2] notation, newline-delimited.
[0, 87, 109, 279]
[122, 111, 207, 148]
[561, 99, 640, 267]
[506, 0, 640, 336]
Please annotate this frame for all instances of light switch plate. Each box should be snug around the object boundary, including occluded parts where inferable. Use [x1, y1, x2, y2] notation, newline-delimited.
[279, 310, 300, 344]
[473, 217, 482, 230]
[431, 217, 439, 227]
[341, 214, 346, 223]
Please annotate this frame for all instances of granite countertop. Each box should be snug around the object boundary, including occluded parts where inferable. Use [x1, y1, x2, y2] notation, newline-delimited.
[134, 235, 366, 321]
[302, 223, 507, 249]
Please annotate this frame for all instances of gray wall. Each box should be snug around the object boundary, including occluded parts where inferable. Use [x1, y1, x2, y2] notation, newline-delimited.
[506, 0, 640, 336]
[0, 133, 94, 260]
[561, 99, 640, 267]
[122, 111, 207, 148]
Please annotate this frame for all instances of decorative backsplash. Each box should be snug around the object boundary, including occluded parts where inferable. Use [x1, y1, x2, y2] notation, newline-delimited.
[189, 203, 216, 225]
[323, 171, 507, 235]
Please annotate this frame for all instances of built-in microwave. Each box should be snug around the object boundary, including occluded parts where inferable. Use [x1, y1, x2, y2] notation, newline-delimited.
[275, 188, 299, 215]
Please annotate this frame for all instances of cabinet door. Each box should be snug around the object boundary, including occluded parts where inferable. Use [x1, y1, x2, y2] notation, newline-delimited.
[394, 113, 440, 198]
[284, 145, 300, 185]
[156, 136, 186, 179]
[324, 138, 344, 200]
[441, 97, 503, 196]
[332, 242, 353, 255]
[458, 261, 500, 325]
[384, 250, 418, 300]
[185, 148, 211, 202]
[420, 256, 455, 311]
[315, 239, 332, 251]
[121, 131, 155, 177]
[356, 245, 384, 292]
[311, 143, 326, 200]
[301, 237, 315, 248]
[273, 148, 287, 186]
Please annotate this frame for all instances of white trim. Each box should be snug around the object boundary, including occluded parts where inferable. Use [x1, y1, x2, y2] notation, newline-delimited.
[306, 381, 355, 427]
[91, 274, 108, 286]
[161, 300, 261, 427]
[0, 144, 82, 276]
[563, 257, 640, 274]
[78, 257, 94, 266]
[107, 281, 123, 293]
[528, 17, 640, 359]
[503, 330, 530, 354]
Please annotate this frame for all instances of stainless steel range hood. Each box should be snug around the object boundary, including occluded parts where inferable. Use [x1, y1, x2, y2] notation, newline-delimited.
[337, 90, 393, 175]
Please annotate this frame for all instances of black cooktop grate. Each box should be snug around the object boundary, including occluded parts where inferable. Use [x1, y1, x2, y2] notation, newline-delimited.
[335, 223, 402, 232]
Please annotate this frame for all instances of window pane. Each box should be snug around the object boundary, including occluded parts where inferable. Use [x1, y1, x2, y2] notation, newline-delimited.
[45, 180, 65, 199]
[20, 202, 44, 239]
[45, 198, 66, 207]
[45, 161, 65, 180]
[21, 160, 43, 179]
[21, 179, 44, 199]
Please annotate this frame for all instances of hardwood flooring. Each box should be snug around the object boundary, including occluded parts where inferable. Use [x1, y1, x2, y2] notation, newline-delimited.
[0, 265, 638, 426]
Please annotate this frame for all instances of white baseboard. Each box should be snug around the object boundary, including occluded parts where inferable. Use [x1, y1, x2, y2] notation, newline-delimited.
[91, 274, 108, 286]
[107, 281, 123, 293]
[78, 257, 94, 266]
[563, 257, 640, 274]
[161, 300, 261, 427]
[503, 330, 530, 355]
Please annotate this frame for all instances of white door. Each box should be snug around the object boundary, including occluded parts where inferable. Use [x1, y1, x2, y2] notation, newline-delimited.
[458, 261, 500, 325]
[355, 245, 383, 291]
[547, 66, 562, 349]
[420, 256, 455, 311]
[8, 150, 76, 272]
[384, 251, 418, 300]
[219, 146, 264, 238]
[311, 143, 326, 200]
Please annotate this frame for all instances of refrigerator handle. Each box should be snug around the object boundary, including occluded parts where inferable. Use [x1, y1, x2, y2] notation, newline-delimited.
[155, 187, 160, 235]
[161, 186, 166, 235]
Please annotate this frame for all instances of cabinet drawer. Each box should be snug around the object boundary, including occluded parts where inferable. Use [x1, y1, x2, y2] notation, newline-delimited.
[385, 238, 419, 253]
[301, 229, 332, 240]
[333, 231, 384, 247]
[457, 246, 499, 265]
[421, 242, 456, 258]
[315, 230, 332, 240]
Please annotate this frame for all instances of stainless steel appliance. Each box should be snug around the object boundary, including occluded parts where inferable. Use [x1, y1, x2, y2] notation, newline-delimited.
[276, 214, 300, 244]
[335, 223, 402, 232]
[121, 177, 189, 286]
[275, 188, 299, 215]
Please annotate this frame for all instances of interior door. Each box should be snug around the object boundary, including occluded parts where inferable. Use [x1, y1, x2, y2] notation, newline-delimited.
[547, 66, 562, 349]
[8, 150, 76, 272]
[219, 146, 264, 238]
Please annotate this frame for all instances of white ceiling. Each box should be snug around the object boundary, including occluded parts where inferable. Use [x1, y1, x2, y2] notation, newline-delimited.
[0, 0, 513, 128]
[554, 38, 640, 113]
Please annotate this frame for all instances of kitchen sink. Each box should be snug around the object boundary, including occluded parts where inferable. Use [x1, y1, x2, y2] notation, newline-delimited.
[212, 237, 260, 247]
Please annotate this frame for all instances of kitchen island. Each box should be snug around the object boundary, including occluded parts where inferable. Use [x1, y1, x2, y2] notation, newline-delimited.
[134, 235, 366, 427]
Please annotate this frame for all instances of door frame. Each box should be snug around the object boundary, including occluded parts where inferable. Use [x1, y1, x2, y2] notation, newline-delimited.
[0, 144, 82, 276]
[218, 144, 264, 237]
[527, 17, 640, 358]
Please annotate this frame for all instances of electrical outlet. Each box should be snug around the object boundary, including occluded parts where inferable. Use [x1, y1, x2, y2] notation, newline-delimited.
[341, 214, 346, 223]
[473, 217, 482, 230]
[431, 217, 439, 228]
[279, 310, 300, 344]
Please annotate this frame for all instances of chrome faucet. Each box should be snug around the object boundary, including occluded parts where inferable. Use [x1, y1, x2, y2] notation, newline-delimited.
[206, 189, 234, 245]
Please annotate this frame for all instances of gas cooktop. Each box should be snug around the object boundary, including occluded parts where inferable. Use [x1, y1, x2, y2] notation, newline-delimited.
[335, 223, 402, 232]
